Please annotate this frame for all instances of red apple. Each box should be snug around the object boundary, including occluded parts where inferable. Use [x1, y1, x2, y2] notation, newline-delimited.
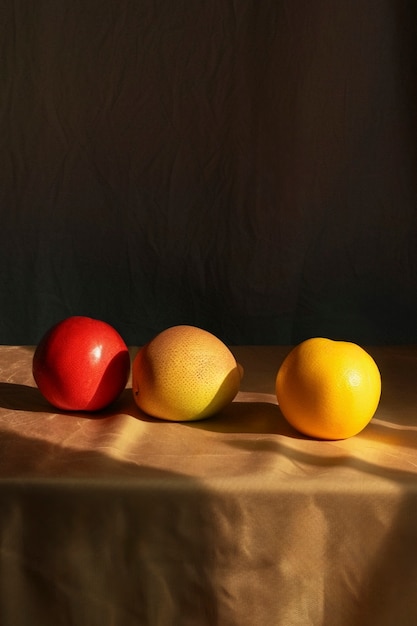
[32, 316, 130, 411]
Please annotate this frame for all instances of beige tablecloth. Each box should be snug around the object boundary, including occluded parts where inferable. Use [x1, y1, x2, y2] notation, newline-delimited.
[0, 345, 416, 626]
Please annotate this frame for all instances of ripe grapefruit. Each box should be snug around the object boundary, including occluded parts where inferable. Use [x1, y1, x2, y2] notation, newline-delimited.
[132, 325, 242, 421]
[276, 338, 381, 439]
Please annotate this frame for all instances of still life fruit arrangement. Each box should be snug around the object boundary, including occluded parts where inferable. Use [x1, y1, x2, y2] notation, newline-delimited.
[32, 316, 381, 440]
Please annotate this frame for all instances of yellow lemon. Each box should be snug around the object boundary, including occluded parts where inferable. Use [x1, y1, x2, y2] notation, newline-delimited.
[276, 338, 381, 439]
[132, 325, 242, 421]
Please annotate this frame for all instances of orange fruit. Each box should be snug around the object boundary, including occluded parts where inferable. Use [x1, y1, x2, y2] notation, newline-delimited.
[132, 325, 242, 421]
[276, 338, 381, 440]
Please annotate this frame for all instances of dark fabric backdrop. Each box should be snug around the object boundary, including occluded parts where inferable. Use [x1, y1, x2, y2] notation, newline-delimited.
[1, 1, 416, 346]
